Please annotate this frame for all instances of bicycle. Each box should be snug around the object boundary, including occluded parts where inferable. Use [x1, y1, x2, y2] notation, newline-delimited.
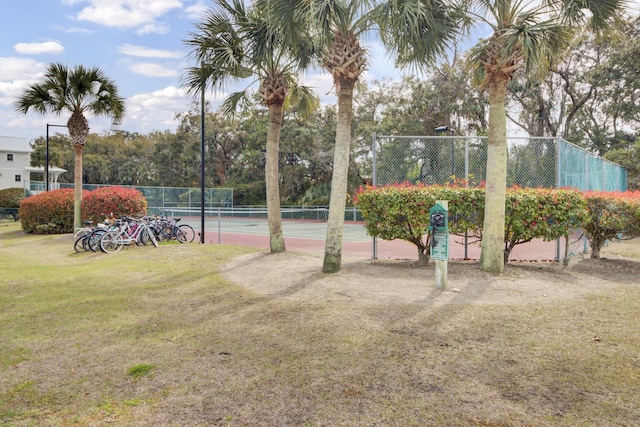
[73, 215, 115, 252]
[99, 217, 158, 254]
[149, 216, 195, 243]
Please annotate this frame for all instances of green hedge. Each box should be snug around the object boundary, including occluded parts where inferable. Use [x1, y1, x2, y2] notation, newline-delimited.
[505, 188, 587, 261]
[356, 184, 636, 264]
[0, 188, 25, 208]
[583, 191, 640, 259]
[355, 184, 485, 263]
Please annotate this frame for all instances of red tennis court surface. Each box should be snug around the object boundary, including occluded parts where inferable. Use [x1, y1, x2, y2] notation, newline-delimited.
[192, 217, 586, 262]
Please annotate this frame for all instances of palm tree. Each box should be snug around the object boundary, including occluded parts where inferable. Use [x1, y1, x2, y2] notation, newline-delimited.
[464, 0, 624, 273]
[268, 0, 460, 273]
[184, 0, 317, 253]
[15, 63, 125, 230]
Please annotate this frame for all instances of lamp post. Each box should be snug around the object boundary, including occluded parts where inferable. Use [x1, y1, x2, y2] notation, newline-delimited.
[435, 126, 455, 176]
[45, 124, 67, 191]
[200, 66, 206, 244]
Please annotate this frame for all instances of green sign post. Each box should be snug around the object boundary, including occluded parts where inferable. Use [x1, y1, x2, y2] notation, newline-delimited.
[429, 201, 449, 289]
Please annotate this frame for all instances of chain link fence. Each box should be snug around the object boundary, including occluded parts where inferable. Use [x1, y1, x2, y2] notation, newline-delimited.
[371, 134, 628, 262]
[29, 182, 234, 214]
[26, 136, 627, 262]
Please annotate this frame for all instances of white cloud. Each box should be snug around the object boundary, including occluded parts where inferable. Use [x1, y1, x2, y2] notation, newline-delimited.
[50, 25, 92, 34]
[300, 72, 336, 105]
[129, 62, 179, 77]
[118, 43, 181, 59]
[184, 0, 207, 19]
[14, 41, 65, 55]
[124, 85, 191, 132]
[0, 80, 35, 103]
[119, 85, 231, 134]
[69, 0, 182, 34]
[136, 22, 171, 36]
[0, 57, 46, 81]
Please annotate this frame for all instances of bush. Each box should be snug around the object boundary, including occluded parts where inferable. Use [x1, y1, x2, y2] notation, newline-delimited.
[19, 186, 148, 234]
[582, 191, 640, 259]
[505, 187, 587, 262]
[82, 186, 147, 224]
[19, 188, 76, 234]
[357, 184, 588, 264]
[0, 188, 25, 208]
[355, 183, 485, 264]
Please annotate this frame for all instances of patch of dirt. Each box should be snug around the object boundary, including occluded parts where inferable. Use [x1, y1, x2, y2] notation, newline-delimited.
[222, 239, 640, 306]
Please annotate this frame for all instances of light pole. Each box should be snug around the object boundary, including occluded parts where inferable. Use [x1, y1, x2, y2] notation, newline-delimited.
[435, 126, 455, 176]
[45, 124, 67, 191]
[200, 65, 206, 244]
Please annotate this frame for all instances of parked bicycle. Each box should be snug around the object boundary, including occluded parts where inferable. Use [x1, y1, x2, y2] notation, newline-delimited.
[148, 216, 195, 243]
[99, 216, 159, 253]
[73, 215, 115, 253]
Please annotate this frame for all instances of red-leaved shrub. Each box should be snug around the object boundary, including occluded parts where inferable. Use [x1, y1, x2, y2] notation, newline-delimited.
[19, 186, 148, 234]
[82, 186, 147, 224]
[19, 188, 77, 234]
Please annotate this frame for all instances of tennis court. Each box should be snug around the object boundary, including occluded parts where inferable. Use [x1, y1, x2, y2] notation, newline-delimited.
[179, 215, 581, 262]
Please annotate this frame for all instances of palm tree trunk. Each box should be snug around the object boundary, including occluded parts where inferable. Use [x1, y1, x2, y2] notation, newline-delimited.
[266, 103, 286, 252]
[323, 81, 354, 273]
[73, 144, 83, 230]
[480, 78, 508, 273]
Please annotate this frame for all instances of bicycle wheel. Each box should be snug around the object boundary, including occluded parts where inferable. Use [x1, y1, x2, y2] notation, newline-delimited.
[146, 227, 159, 247]
[176, 224, 195, 243]
[87, 229, 106, 252]
[100, 231, 124, 253]
[140, 227, 159, 247]
[73, 228, 91, 241]
[160, 224, 174, 241]
[149, 224, 163, 242]
[74, 234, 88, 253]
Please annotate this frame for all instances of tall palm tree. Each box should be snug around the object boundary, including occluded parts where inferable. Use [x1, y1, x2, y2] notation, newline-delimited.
[465, 0, 624, 273]
[268, 0, 460, 273]
[15, 63, 125, 230]
[304, 0, 371, 273]
[184, 0, 317, 253]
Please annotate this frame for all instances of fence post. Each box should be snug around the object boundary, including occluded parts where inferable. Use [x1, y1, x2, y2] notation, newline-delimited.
[372, 132, 378, 260]
[464, 137, 470, 259]
[555, 134, 562, 262]
[218, 208, 221, 244]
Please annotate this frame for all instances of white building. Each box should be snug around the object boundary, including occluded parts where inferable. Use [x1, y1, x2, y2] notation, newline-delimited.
[0, 136, 67, 193]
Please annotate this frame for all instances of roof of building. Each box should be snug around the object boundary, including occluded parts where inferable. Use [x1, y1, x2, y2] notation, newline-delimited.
[0, 136, 32, 153]
[25, 166, 67, 174]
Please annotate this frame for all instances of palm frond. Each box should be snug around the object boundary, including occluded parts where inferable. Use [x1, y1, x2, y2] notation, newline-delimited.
[220, 90, 253, 118]
[552, 0, 626, 31]
[284, 84, 320, 119]
[372, 0, 462, 72]
[15, 63, 125, 123]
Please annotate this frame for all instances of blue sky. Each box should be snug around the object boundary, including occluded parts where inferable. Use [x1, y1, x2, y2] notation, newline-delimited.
[2, 1, 638, 142]
[0, 0, 403, 142]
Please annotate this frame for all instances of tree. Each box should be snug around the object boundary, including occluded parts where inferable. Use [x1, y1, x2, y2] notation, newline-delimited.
[506, 15, 640, 149]
[465, 0, 623, 273]
[184, 0, 317, 253]
[604, 135, 640, 190]
[270, 0, 460, 272]
[570, 16, 640, 154]
[15, 63, 124, 229]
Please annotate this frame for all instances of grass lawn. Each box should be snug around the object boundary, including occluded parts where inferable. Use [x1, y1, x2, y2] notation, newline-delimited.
[1, 220, 639, 426]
